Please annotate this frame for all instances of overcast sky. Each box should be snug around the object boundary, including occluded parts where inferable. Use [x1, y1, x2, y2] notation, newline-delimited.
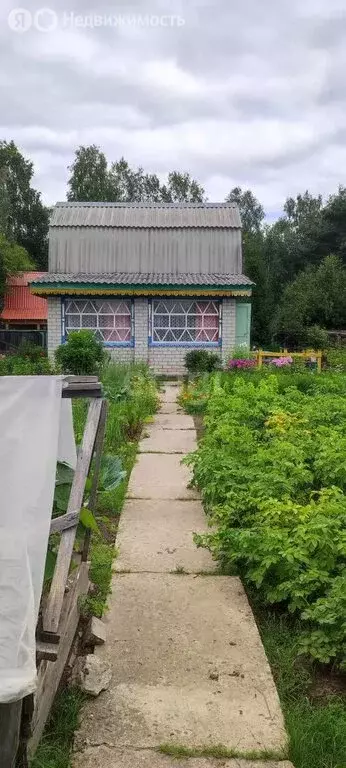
[1, 0, 346, 216]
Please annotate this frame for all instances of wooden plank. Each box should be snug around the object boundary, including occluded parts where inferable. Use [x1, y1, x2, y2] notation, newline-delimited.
[43, 398, 102, 633]
[29, 563, 90, 756]
[36, 641, 58, 662]
[0, 700, 22, 768]
[50, 509, 80, 534]
[82, 399, 108, 562]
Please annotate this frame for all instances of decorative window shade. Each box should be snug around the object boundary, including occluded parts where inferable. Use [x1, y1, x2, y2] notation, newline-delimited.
[152, 299, 220, 344]
[65, 299, 132, 344]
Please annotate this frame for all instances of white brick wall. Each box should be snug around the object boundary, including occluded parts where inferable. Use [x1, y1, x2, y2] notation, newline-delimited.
[47, 296, 238, 374]
[134, 297, 149, 364]
[47, 297, 62, 359]
[222, 298, 236, 361]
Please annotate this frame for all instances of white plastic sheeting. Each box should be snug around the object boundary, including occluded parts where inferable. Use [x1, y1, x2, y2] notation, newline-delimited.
[0, 377, 76, 703]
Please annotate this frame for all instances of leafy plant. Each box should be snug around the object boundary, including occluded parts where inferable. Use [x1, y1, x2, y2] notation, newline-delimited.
[184, 349, 220, 374]
[183, 371, 346, 667]
[55, 330, 106, 375]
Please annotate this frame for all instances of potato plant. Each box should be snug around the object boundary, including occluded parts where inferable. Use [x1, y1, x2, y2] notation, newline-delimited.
[185, 373, 346, 667]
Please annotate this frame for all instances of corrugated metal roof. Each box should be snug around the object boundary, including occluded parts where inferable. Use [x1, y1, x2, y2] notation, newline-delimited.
[50, 202, 242, 229]
[31, 272, 253, 287]
[1, 272, 48, 321]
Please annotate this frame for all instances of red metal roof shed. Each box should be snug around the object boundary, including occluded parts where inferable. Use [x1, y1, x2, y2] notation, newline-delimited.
[1, 272, 48, 322]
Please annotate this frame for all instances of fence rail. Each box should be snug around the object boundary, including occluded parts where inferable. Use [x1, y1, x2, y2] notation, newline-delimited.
[253, 348, 322, 373]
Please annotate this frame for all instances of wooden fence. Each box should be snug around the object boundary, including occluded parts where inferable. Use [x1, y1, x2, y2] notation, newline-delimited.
[254, 348, 322, 372]
[1, 376, 108, 767]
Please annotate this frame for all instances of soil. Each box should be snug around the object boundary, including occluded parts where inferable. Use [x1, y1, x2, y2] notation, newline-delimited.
[309, 665, 346, 700]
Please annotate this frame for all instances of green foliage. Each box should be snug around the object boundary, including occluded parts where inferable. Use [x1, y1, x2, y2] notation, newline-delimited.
[0, 232, 33, 296]
[55, 330, 106, 375]
[304, 325, 330, 350]
[275, 254, 346, 346]
[30, 688, 85, 768]
[0, 348, 53, 375]
[0, 140, 49, 269]
[184, 372, 346, 667]
[184, 349, 220, 374]
[325, 347, 346, 372]
[256, 609, 346, 768]
[67, 145, 205, 203]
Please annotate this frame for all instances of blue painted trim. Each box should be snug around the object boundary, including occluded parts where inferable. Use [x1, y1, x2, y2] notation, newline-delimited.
[61, 295, 134, 347]
[149, 296, 222, 348]
[149, 341, 221, 348]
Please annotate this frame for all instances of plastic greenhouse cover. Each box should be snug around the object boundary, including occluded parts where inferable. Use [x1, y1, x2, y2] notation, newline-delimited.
[0, 376, 77, 703]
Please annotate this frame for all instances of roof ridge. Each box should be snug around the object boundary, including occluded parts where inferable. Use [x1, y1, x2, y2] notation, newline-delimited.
[54, 201, 238, 209]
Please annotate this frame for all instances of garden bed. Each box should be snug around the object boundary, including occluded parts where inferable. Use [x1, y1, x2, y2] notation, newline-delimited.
[181, 368, 346, 768]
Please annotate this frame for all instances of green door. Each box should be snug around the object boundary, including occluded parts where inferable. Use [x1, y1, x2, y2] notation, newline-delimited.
[235, 302, 251, 348]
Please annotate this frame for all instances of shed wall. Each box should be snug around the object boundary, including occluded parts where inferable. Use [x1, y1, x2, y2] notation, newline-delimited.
[49, 228, 242, 275]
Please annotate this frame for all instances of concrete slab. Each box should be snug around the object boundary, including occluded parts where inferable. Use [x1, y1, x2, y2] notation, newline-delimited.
[74, 746, 293, 768]
[75, 575, 287, 753]
[115, 500, 215, 573]
[160, 385, 180, 403]
[154, 413, 195, 430]
[139, 428, 197, 454]
[160, 402, 183, 414]
[127, 454, 198, 500]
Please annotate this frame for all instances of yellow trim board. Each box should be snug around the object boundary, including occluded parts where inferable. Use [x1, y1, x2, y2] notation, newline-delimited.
[32, 286, 252, 298]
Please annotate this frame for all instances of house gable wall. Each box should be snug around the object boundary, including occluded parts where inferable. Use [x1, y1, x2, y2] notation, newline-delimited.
[49, 227, 242, 275]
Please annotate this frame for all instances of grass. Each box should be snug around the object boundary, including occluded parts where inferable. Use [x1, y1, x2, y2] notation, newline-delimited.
[158, 744, 287, 760]
[255, 607, 346, 768]
[30, 689, 85, 768]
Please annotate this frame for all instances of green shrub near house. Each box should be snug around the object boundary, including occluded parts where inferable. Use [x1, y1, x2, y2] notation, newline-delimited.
[55, 330, 106, 376]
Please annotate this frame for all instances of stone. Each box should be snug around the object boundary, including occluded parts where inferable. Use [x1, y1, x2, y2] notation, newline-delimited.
[74, 575, 287, 752]
[127, 454, 199, 500]
[73, 746, 294, 768]
[85, 616, 107, 647]
[115, 500, 215, 573]
[139, 428, 197, 454]
[73, 655, 112, 697]
[154, 413, 195, 430]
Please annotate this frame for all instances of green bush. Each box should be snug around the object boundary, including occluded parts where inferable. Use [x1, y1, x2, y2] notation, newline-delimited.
[184, 349, 220, 374]
[55, 330, 106, 375]
[0, 350, 53, 375]
[185, 373, 346, 667]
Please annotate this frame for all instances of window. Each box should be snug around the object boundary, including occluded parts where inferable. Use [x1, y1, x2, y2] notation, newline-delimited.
[151, 299, 220, 345]
[64, 299, 133, 345]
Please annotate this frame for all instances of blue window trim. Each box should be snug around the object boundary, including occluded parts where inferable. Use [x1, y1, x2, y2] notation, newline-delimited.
[148, 297, 222, 347]
[61, 296, 135, 348]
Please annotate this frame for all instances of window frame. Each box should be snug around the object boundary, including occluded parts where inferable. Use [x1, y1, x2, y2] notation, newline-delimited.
[149, 297, 222, 347]
[62, 296, 135, 347]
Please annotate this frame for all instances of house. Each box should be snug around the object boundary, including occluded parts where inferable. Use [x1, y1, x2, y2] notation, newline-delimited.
[31, 202, 254, 374]
[0, 272, 47, 351]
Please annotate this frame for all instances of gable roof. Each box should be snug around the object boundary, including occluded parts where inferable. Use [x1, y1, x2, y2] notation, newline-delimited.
[50, 202, 241, 229]
[1, 272, 48, 321]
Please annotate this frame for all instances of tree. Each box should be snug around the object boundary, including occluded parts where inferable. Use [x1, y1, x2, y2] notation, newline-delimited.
[67, 145, 110, 202]
[318, 186, 346, 263]
[226, 186, 264, 235]
[67, 146, 206, 204]
[162, 171, 206, 203]
[274, 254, 346, 346]
[0, 233, 33, 300]
[0, 141, 49, 269]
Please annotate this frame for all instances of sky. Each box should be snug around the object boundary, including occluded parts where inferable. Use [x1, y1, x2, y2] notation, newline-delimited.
[1, 0, 346, 217]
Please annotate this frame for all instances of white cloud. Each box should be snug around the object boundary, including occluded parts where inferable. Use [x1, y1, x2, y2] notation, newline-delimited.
[0, 0, 345, 216]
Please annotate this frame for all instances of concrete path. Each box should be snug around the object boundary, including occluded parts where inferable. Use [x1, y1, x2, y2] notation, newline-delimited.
[73, 385, 292, 768]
